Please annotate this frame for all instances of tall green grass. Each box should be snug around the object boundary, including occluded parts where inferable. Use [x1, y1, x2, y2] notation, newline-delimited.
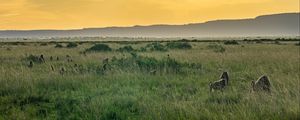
[0, 41, 299, 119]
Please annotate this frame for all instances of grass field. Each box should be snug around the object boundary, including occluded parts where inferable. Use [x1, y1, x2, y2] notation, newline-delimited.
[0, 39, 299, 119]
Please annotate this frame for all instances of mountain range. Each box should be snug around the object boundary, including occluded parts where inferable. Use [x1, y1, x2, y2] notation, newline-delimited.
[0, 13, 299, 38]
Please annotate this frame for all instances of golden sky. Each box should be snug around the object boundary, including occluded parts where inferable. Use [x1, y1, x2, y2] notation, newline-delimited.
[0, 0, 299, 30]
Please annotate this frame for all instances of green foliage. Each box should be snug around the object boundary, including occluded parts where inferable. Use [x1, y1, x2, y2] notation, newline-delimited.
[85, 44, 112, 52]
[101, 97, 139, 120]
[142, 42, 168, 52]
[117, 46, 135, 52]
[139, 47, 147, 52]
[66, 42, 78, 48]
[25, 54, 40, 63]
[110, 53, 186, 74]
[55, 44, 63, 48]
[166, 42, 192, 49]
[274, 40, 283, 45]
[256, 41, 263, 44]
[224, 40, 239, 45]
[40, 43, 48, 46]
[207, 44, 226, 53]
[206, 94, 241, 104]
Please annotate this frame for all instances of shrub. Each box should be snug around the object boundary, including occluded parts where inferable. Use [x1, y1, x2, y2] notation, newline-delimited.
[274, 40, 281, 45]
[117, 46, 135, 52]
[66, 42, 78, 48]
[40, 43, 48, 46]
[207, 44, 226, 53]
[55, 44, 64, 48]
[139, 47, 147, 52]
[224, 40, 239, 45]
[110, 54, 183, 74]
[145, 42, 168, 51]
[179, 39, 189, 42]
[130, 52, 138, 58]
[86, 44, 112, 52]
[166, 42, 192, 49]
[255, 41, 263, 44]
[25, 54, 40, 63]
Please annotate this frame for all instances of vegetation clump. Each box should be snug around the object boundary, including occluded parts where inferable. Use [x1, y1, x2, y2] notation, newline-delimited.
[274, 40, 282, 45]
[141, 42, 168, 52]
[66, 42, 78, 48]
[110, 53, 184, 74]
[224, 40, 239, 45]
[85, 44, 112, 52]
[166, 42, 192, 49]
[117, 46, 135, 52]
[207, 44, 226, 53]
[25, 54, 41, 63]
[40, 43, 48, 46]
[55, 44, 64, 48]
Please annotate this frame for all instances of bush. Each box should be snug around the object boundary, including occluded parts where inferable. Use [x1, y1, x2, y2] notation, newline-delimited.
[166, 42, 192, 49]
[55, 44, 64, 48]
[110, 53, 183, 74]
[139, 47, 147, 52]
[40, 43, 48, 46]
[117, 46, 135, 52]
[144, 42, 168, 51]
[207, 44, 226, 53]
[86, 44, 112, 52]
[224, 40, 239, 45]
[256, 41, 263, 44]
[25, 54, 40, 63]
[66, 42, 78, 48]
[274, 40, 281, 45]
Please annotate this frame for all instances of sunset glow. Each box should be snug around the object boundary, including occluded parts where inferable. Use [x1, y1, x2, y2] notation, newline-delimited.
[0, 0, 299, 30]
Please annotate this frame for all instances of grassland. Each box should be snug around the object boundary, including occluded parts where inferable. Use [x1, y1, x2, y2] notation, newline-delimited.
[0, 39, 299, 119]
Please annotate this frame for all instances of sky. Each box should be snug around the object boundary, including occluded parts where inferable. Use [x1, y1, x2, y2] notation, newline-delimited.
[0, 0, 299, 30]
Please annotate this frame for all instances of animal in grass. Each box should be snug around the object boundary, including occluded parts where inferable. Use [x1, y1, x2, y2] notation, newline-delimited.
[28, 61, 33, 68]
[220, 72, 229, 85]
[252, 75, 271, 92]
[50, 65, 55, 71]
[39, 54, 45, 63]
[60, 67, 66, 75]
[209, 79, 226, 92]
[67, 59, 73, 62]
[209, 72, 228, 92]
[56, 56, 59, 61]
[102, 63, 108, 71]
[103, 58, 109, 64]
[82, 51, 87, 56]
[150, 70, 157, 75]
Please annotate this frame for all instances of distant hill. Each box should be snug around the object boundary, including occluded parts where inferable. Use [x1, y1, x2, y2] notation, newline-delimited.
[0, 13, 299, 38]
